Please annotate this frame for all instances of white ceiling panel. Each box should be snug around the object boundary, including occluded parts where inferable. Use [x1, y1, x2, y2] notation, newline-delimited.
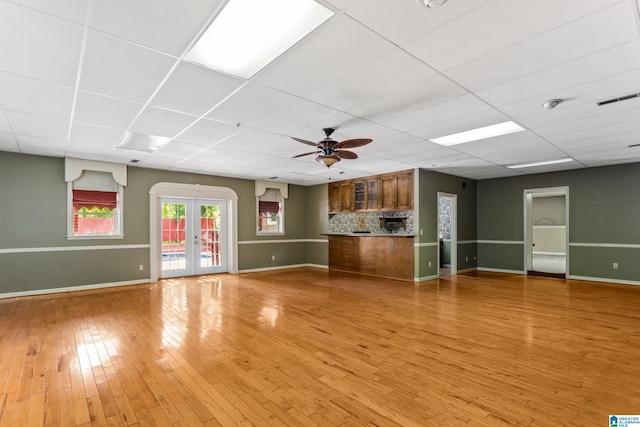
[74, 92, 143, 130]
[177, 118, 238, 145]
[0, 2, 83, 86]
[253, 14, 394, 96]
[0, 73, 74, 120]
[403, 0, 625, 72]
[344, 0, 491, 46]
[207, 83, 298, 126]
[89, 0, 223, 56]
[69, 123, 124, 148]
[80, 30, 176, 102]
[10, 0, 88, 23]
[5, 111, 69, 141]
[155, 140, 208, 158]
[0, 132, 18, 152]
[307, 48, 437, 111]
[446, 2, 639, 92]
[251, 100, 340, 136]
[1, 0, 639, 184]
[151, 62, 245, 116]
[129, 107, 197, 139]
[349, 75, 467, 124]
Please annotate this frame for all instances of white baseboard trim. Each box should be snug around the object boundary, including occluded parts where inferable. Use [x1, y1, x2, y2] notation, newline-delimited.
[414, 275, 438, 282]
[239, 263, 328, 274]
[568, 275, 640, 286]
[0, 279, 151, 300]
[477, 267, 526, 275]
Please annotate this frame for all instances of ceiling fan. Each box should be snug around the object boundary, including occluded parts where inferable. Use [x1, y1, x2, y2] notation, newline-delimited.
[291, 128, 372, 167]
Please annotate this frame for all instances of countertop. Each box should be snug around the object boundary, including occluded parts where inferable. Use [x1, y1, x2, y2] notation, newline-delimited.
[322, 233, 415, 238]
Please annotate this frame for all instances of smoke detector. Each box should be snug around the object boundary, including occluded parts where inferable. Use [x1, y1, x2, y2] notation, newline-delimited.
[542, 99, 563, 110]
[418, 0, 449, 8]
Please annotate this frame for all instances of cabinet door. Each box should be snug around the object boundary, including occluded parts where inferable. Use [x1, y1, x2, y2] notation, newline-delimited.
[341, 182, 355, 211]
[366, 179, 381, 210]
[354, 181, 366, 211]
[329, 183, 342, 213]
[396, 171, 413, 210]
[380, 175, 398, 210]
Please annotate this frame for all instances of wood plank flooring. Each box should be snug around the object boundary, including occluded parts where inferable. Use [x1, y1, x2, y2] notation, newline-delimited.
[1, 268, 639, 426]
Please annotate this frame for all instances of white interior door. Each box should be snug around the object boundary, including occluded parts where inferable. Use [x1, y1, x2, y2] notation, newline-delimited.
[161, 198, 226, 278]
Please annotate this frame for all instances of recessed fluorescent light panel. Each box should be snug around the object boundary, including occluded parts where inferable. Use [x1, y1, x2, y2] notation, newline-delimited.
[430, 121, 525, 146]
[185, 0, 334, 79]
[117, 131, 171, 153]
[507, 158, 574, 169]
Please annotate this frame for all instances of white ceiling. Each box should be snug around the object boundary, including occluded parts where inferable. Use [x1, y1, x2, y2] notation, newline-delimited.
[1, 0, 640, 185]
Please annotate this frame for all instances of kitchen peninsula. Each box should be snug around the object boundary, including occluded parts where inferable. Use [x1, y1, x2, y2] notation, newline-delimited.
[324, 233, 414, 281]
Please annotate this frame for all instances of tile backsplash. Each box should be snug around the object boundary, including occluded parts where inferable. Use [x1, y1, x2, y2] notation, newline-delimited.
[328, 211, 414, 234]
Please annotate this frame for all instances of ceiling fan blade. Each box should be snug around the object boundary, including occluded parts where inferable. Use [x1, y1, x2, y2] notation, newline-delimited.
[337, 150, 358, 159]
[292, 151, 318, 158]
[335, 138, 372, 149]
[291, 137, 320, 147]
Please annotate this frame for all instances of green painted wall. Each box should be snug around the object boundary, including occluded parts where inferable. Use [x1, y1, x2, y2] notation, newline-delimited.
[416, 169, 477, 279]
[305, 183, 329, 266]
[477, 163, 640, 280]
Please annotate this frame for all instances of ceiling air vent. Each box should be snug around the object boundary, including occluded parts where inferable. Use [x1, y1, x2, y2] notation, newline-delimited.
[597, 92, 640, 106]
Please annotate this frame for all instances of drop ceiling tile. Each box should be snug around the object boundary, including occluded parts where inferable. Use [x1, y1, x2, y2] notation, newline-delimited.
[177, 118, 238, 145]
[64, 144, 111, 161]
[16, 135, 67, 157]
[555, 130, 640, 151]
[156, 140, 208, 158]
[545, 119, 640, 145]
[324, 0, 358, 10]
[507, 162, 585, 176]
[0, 73, 74, 120]
[447, 2, 639, 92]
[130, 106, 197, 139]
[356, 133, 429, 157]
[80, 30, 176, 103]
[194, 146, 237, 163]
[140, 154, 183, 168]
[5, 111, 69, 140]
[477, 41, 640, 108]
[307, 49, 437, 111]
[69, 123, 124, 148]
[0, 2, 83, 86]
[10, 0, 88, 24]
[89, 0, 223, 56]
[535, 106, 640, 139]
[345, 0, 491, 46]
[207, 83, 298, 126]
[74, 92, 143, 130]
[105, 149, 152, 163]
[382, 93, 490, 133]
[403, 0, 625, 71]
[0, 111, 11, 133]
[151, 62, 245, 116]
[407, 108, 511, 141]
[349, 75, 467, 124]
[215, 128, 281, 153]
[252, 99, 340, 135]
[253, 14, 394, 97]
[0, 132, 19, 152]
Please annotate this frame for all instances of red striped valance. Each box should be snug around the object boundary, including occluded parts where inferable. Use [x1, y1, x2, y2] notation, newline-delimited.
[73, 190, 117, 210]
[259, 201, 280, 215]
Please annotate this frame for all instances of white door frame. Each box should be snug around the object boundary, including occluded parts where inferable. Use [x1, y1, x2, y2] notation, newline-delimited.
[523, 186, 569, 275]
[437, 192, 457, 276]
[150, 182, 238, 282]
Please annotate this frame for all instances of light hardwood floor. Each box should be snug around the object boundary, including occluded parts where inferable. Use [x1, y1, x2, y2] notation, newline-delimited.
[1, 268, 639, 426]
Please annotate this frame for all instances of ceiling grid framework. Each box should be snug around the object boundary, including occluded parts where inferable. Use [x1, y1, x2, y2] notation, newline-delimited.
[0, 0, 639, 184]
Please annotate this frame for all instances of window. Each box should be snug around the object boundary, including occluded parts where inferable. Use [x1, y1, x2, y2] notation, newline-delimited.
[68, 170, 123, 238]
[257, 188, 283, 234]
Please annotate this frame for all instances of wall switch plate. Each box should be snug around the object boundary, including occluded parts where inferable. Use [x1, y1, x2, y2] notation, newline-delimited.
[613, 262, 619, 269]
[428, 261, 431, 267]
[139, 264, 144, 271]
[272, 255, 276, 260]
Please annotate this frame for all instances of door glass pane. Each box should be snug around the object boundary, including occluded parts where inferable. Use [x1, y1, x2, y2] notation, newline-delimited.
[199, 204, 222, 268]
[162, 202, 187, 272]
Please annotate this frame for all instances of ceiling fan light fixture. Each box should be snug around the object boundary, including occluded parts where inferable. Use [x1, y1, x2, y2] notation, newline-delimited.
[317, 155, 341, 168]
[418, 0, 449, 8]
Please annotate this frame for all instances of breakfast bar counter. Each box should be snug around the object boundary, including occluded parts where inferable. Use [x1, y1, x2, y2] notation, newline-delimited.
[323, 233, 414, 281]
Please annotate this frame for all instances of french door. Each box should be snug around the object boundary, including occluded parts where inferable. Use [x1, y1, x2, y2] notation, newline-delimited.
[160, 198, 227, 278]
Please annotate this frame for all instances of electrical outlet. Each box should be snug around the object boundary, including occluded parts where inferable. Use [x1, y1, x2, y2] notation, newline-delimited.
[428, 261, 432, 267]
[139, 264, 144, 271]
[465, 257, 469, 262]
[272, 255, 276, 261]
[420, 229, 424, 235]
[613, 262, 619, 269]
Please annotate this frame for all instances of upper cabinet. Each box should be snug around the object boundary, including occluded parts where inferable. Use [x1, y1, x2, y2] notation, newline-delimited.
[328, 170, 413, 213]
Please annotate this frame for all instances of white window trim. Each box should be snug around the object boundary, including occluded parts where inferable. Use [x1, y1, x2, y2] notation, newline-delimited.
[65, 158, 127, 239]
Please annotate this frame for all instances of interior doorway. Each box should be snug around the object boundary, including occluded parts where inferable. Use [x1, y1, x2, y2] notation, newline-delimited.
[438, 193, 457, 277]
[524, 187, 569, 278]
[160, 198, 227, 278]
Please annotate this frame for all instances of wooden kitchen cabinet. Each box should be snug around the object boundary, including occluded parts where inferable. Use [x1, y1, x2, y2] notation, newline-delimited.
[340, 182, 355, 212]
[329, 182, 342, 213]
[328, 170, 413, 213]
